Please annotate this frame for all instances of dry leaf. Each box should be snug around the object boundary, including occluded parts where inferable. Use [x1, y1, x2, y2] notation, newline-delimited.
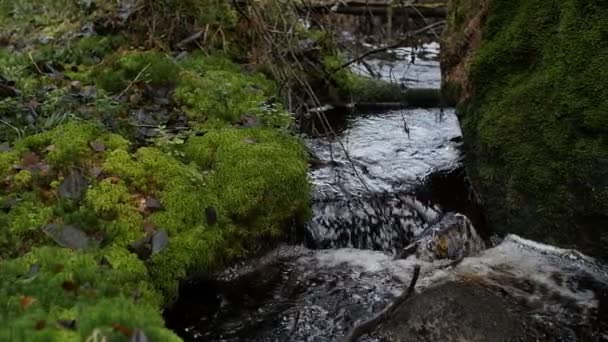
[19, 295, 36, 310]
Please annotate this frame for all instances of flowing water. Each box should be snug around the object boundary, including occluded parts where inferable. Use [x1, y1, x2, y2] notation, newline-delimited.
[166, 42, 608, 341]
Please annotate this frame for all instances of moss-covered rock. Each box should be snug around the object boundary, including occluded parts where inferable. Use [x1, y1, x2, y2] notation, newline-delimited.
[442, 0, 608, 257]
[0, 116, 309, 339]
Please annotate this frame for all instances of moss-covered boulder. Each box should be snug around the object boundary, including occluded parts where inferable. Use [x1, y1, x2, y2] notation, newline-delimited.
[442, 0, 608, 257]
[0, 118, 309, 339]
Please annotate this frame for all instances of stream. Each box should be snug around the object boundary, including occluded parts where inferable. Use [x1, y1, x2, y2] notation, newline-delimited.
[165, 42, 608, 341]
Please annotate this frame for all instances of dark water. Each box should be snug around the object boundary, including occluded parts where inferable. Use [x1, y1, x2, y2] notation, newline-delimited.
[165, 42, 608, 342]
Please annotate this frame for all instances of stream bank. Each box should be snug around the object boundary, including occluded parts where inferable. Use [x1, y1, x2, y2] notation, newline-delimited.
[442, 0, 608, 258]
[166, 39, 608, 341]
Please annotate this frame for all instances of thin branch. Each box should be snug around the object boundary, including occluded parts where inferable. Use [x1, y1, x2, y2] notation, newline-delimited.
[341, 265, 421, 342]
[114, 62, 151, 100]
[334, 20, 445, 72]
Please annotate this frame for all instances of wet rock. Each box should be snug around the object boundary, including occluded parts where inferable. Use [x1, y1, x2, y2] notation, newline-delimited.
[376, 282, 570, 342]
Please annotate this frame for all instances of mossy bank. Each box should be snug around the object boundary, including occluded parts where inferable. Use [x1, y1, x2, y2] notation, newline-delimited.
[0, 0, 310, 340]
[442, 0, 608, 257]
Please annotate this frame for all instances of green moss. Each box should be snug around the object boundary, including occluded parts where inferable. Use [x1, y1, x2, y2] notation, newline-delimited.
[94, 51, 180, 93]
[174, 69, 273, 123]
[323, 54, 406, 103]
[0, 246, 170, 340]
[6, 195, 53, 235]
[0, 150, 19, 179]
[46, 122, 96, 166]
[184, 128, 310, 233]
[13, 170, 33, 189]
[148, 226, 237, 298]
[62, 35, 126, 66]
[86, 179, 144, 245]
[451, 0, 608, 256]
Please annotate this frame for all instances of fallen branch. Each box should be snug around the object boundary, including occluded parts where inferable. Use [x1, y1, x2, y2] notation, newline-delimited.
[334, 21, 445, 72]
[341, 265, 421, 342]
[114, 63, 151, 100]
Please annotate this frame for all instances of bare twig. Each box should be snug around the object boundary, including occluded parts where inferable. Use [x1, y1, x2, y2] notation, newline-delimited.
[114, 62, 151, 100]
[334, 20, 445, 72]
[341, 265, 421, 342]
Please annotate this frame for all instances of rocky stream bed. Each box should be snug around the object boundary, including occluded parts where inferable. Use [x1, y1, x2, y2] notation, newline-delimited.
[165, 42, 608, 341]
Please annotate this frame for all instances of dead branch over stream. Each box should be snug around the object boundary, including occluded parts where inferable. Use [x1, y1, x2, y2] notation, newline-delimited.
[341, 265, 422, 342]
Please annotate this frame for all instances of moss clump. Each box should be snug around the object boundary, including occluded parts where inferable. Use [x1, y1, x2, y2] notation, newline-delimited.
[173, 57, 285, 126]
[94, 51, 180, 93]
[185, 128, 310, 233]
[446, 0, 608, 257]
[0, 246, 172, 341]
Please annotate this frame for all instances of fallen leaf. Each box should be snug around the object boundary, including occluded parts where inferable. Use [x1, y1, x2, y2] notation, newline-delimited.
[89, 140, 106, 152]
[59, 171, 89, 201]
[142, 221, 156, 234]
[145, 197, 162, 211]
[90, 166, 103, 178]
[57, 319, 77, 330]
[112, 323, 132, 337]
[42, 224, 90, 250]
[20, 151, 40, 169]
[19, 295, 36, 310]
[151, 230, 168, 255]
[20, 263, 40, 282]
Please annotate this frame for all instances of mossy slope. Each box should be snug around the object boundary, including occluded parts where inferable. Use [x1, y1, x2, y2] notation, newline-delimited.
[444, 0, 608, 257]
[0, 0, 311, 340]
